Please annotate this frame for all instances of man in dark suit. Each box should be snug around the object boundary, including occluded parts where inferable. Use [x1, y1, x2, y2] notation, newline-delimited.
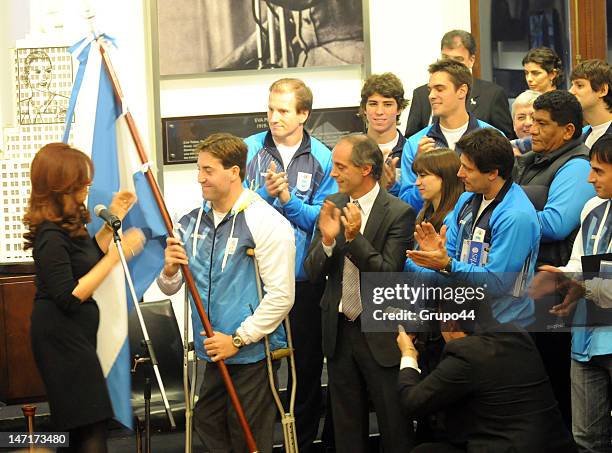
[396, 302, 576, 453]
[304, 134, 415, 453]
[405, 29, 514, 139]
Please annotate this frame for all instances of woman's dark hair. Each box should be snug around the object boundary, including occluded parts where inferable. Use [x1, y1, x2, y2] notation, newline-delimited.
[412, 148, 463, 231]
[23, 143, 93, 250]
[522, 47, 564, 89]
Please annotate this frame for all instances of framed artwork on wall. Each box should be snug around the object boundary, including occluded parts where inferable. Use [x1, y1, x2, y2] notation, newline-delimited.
[16, 47, 73, 126]
[156, 0, 365, 76]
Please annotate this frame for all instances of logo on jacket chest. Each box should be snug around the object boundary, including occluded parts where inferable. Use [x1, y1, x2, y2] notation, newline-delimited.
[296, 172, 312, 192]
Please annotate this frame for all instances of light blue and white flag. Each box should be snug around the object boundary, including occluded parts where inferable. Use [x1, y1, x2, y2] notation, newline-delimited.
[62, 35, 167, 429]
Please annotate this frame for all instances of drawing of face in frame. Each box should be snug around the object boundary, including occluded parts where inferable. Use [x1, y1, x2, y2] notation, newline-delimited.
[18, 48, 71, 125]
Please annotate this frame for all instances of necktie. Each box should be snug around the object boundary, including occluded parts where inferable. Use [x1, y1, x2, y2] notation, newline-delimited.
[342, 199, 362, 321]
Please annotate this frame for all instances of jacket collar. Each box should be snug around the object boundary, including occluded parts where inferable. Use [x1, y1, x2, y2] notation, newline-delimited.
[581, 122, 612, 142]
[427, 112, 480, 145]
[263, 129, 312, 167]
[391, 129, 407, 156]
[203, 188, 258, 217]
[531, 138, 587, 166]
[363, 187, 388, 240]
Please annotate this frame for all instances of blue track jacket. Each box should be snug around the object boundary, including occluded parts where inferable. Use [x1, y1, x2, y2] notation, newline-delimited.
[405, 182, 540, 327]
[244, 130, 336, 281]
[159, 190, 296, 364]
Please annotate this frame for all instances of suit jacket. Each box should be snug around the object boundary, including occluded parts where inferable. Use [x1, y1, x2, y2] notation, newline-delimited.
[304, 188, 415, 367]
[398, 325, 576, 453]
[405, 78, 515, 139]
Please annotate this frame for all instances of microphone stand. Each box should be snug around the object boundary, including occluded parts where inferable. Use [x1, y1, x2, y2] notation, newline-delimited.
[110, 224, 176, 446]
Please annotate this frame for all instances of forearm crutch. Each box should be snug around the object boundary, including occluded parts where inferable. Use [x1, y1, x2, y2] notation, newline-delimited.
[246, 248, 298, 453]
[183, 287, 198, 453]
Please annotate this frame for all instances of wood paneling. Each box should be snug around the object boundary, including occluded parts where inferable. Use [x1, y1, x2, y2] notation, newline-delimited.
[470, 0, 482, 79]
[0, 275, 46, 403]
[570, 0, 607, 66]
[471, 0, 607, 76]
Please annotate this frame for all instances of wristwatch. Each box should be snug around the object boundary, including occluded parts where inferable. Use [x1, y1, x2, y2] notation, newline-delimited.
[231, 333, 245, 349]
[439, 256, 453, 274]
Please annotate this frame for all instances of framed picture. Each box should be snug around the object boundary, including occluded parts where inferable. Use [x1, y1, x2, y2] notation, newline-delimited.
[156, 0, 365, 76]
[16, 47, 73, 125]
[162, 106, 364, 165]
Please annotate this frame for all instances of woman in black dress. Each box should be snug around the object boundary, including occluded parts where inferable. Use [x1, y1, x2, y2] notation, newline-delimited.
[23, 142, 145, 452]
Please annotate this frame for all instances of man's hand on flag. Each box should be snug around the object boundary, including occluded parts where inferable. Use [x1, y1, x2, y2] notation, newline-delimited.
[163, 237, 188, 277]
[203, 331, 240, 361]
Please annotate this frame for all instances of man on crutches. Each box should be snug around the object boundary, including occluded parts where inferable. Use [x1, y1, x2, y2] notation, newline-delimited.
[157, 133, 296, 453]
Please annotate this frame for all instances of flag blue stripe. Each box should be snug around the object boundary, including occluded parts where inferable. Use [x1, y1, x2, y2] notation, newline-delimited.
[124, 164, 167, 299]
[87, 55, 133, 429]
[106, 340, 132, 429]
[87, 62, 121, 235]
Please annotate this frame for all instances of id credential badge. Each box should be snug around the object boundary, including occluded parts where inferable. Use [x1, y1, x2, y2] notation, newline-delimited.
[460, 227, 489, 266]
[296, 172, 312, 192]
[226, 237, 239, 256]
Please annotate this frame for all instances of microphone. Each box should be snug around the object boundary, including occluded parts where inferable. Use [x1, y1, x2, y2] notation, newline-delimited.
[94, 204, 121, 230]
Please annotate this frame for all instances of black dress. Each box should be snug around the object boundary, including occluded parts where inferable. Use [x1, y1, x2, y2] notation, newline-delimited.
[30, 221, 113, 430]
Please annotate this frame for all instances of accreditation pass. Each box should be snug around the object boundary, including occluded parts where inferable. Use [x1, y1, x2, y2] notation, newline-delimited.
[0, 431, 69, 448]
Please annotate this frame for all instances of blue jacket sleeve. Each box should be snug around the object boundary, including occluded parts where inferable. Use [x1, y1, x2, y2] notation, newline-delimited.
[388, 181, 400, 197]
[282, 154, 337, 233]
[244, 135, 277, 205]
[399, 138, 424, 212]
[256, 186, 276, 205]
[403, 211, 456, 280]
[510, 137, 532, 154]
[538, 159, 595, 242]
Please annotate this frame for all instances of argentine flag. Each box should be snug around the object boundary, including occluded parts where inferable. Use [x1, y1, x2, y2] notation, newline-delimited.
[62, 35, 167, 428]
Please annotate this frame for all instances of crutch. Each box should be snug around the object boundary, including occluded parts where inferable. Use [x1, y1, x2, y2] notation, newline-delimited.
[183, 286, 198, 453]
[246, 248, 298, 453]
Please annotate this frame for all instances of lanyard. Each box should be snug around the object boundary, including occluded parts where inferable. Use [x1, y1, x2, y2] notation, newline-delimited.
[593, 200, 612, 254]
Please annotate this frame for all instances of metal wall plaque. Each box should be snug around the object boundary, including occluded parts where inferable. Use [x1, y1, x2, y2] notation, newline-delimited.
[162, 106, 364, 165]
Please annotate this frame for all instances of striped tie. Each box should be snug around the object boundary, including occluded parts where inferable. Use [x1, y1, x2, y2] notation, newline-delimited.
[342, 200, 362, 321]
